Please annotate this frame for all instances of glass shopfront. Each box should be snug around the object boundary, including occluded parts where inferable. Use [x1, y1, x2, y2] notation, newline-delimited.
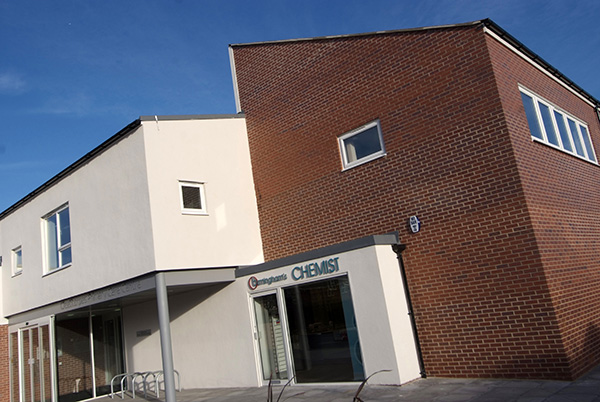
[10, 307, 125, 402]
[252, 275, 364, 384]
[10, 324, 52, 402]
[54, 308, 124, 401]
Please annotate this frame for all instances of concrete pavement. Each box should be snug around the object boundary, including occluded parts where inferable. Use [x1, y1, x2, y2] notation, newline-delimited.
[101, 364, 600, 401]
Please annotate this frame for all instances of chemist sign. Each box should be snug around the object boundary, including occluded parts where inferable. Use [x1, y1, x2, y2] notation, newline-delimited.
[247, 257, 342, 290]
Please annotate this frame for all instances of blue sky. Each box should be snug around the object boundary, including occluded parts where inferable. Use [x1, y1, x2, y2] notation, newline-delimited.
[1, 0, 599, 213]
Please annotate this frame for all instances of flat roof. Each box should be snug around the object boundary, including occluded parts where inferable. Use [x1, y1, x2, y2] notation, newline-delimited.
[0, 114, 245, 220]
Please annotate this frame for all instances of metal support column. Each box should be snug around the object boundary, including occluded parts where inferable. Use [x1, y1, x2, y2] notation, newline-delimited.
[156, 272, 177, 402]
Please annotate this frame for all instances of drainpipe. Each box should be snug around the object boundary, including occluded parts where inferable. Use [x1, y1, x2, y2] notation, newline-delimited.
[596, 105, 600, 126]
[391, 244, 426, 378]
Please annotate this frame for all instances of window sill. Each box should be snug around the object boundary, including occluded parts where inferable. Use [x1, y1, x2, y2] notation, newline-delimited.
[42, 263, 72, 277]
[532, 137, 599, 166]
[181, 210, 209, 216]
[11, 271, 22, 278]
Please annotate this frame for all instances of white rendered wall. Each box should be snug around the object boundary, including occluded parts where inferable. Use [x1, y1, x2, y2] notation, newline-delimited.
[123, 281, 259, 389]
[1, 116, 264, 319]
[142, 118, 264, 270]
[1, 128, 156, 317]
[374, 246, 421, 383]
[245, 244, 421, 385]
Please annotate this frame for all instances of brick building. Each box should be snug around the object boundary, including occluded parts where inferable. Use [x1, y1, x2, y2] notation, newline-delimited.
[230, 19, 600, 380]
[2, 18, 600, 402]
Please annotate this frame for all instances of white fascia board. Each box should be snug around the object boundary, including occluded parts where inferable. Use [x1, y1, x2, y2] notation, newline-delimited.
[229, 46, 242, 113]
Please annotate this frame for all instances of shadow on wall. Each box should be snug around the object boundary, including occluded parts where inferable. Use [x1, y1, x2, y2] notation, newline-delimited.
[575, 322, 600, 378]
[122, 282, 231, 369]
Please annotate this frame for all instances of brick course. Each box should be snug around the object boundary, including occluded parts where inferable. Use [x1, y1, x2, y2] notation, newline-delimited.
[487, 33, 600, 379]
[0, 325, 8, 401]
[232, 22, 600, 380]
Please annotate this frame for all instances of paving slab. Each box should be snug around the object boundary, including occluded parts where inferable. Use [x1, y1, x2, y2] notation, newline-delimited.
[98, 364, 600, 402]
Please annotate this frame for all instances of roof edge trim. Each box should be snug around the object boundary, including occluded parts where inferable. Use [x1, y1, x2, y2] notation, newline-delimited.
[0, 119, 142, 220]
[228, 46, 242, 113]
[229, 20, 484, 48]
[0, 114, 248, 220]
[140, 113, 244, 121]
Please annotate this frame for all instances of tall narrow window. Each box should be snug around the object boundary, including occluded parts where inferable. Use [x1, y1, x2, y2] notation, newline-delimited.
[338, 120, 386, 170]
[44, 205, 71, 271]
[179, 181, 207, 215]
[520, 88, 597, 163]
[520, 92, 544, 140]
[12, 246, 22, 276]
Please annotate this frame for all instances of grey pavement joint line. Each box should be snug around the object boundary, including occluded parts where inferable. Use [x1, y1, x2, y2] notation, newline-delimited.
[96, 364, 600, 402]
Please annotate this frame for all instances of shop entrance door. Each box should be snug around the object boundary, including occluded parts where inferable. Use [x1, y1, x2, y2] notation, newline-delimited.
[283, 276, 364, 383]
[18, 325, 52, 402]
[251, 276, 364, 385]
[252, 293, 289, 383]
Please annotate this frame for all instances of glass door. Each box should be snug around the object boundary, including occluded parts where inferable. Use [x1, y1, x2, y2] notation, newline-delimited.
[16, 325, 52, 402]
[252, 293, 289, 383]
[251, 275, 364, 385]
[55, 312, 94, 401]
[92, 310, 124, 397]
[55, 307, 125, 401]
[283, 276, 364, 383]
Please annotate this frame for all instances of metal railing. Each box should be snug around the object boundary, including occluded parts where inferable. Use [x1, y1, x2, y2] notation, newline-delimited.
[110, 370, 181, 399]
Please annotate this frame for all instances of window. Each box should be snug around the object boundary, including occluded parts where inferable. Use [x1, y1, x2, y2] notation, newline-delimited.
[12, 247, 22, 276]
[44, 205, 71, 271]
[338, 120, 386, 170]
[179, 181, 207, 214]
[520, 88, 597, 163]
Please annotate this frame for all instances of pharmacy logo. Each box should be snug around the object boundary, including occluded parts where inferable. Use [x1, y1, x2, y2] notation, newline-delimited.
[247, 274, 287, 290]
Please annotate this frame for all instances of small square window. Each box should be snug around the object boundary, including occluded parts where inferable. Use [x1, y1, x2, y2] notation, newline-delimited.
[43, 204, 72, 272]
[12, 247, 22, 276]
[179, 181, 207, 215]
[338, 120, 386, 170]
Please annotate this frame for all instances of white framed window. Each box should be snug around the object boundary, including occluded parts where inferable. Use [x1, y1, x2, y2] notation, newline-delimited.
[12, 246, 22, 276]
[179, 181, 207, 215]
[520, 87, 597, 164]
[338, 120, 386, 170]
[43, 204, 72, 272]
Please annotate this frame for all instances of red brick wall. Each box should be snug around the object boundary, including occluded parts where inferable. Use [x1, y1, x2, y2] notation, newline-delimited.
[233, 24, 573, 379]
[0, 325, 9, 402]
[487, 33, 600, 379]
